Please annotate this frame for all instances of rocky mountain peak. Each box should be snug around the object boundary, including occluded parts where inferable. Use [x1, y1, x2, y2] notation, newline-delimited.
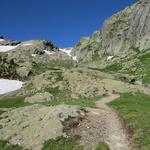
[72, 0, 150, 62]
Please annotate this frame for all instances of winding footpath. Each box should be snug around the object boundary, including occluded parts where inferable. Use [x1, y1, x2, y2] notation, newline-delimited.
[96, 94, 130, 150]
[70, 94, 131, 150]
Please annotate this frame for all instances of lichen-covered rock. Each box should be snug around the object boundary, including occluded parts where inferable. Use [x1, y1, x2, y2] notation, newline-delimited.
[25, 92, 53, 103]
[0, 104, 85, 150]
[20, 70, 61, 96]
[16, 61, 33, 78]
[63, 69, 106, 98]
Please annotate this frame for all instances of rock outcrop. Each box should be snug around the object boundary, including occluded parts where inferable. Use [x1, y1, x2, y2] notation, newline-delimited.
[0, 104, 85, 150]
[0, 36, 21, 46]
[72, 0, 150, 62]
[24, 92, 53, 103]
[0, 54, 19, 79]
[7, 40, 59, 62]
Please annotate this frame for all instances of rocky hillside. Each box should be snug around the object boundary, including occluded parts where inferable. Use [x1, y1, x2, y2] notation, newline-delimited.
[0, 38, 75, 79]
[0, 0, 150, 150]
[72, 0, 150, 62]
[0, 36, 20, 46]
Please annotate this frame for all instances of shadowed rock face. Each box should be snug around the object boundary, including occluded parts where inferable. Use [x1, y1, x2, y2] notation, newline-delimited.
[0, 54, 19, 79]
[72, 0, 150, 61]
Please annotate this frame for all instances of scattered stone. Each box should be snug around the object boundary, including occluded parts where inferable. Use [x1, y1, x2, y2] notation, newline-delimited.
[24, 92, 53, 103]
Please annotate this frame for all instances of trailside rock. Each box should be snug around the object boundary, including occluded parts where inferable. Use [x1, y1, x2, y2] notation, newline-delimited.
[24, 92, 53, 103]
[0, 104, 85, 150]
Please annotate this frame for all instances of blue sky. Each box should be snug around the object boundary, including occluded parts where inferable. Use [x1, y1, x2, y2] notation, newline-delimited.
[0, 0, 137, 48]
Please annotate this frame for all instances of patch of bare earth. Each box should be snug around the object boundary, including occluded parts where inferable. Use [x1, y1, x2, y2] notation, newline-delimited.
[69, 94, 131, 150]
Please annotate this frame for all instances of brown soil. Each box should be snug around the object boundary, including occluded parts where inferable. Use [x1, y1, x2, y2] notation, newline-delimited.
[69, 94, 131, 150]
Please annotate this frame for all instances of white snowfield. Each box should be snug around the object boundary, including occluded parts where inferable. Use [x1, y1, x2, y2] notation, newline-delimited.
[0, 45, 19, 52]
[59, 48, 78, 61]
[0, 79, 23, 95]
[0, 39, 5, 42]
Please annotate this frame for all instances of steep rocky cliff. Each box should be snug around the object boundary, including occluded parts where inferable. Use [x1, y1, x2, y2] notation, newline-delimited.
[72, 0, 150, 62]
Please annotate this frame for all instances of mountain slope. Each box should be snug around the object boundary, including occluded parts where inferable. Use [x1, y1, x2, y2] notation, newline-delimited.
[0, 0, 150, 150]
[72, 0, 150, 61]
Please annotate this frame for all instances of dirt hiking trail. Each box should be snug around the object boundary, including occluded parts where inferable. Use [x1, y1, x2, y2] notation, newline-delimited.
[70, 94, 131, 150]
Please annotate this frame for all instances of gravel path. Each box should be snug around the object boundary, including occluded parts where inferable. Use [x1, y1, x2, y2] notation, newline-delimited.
[70, 94, 131, 150]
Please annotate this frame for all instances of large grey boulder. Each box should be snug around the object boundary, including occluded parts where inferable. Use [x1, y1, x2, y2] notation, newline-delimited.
[0, 104, 85, 150]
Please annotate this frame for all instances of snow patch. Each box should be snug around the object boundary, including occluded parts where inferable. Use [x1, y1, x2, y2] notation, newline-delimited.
[72, 56, 77, 61]
[59, 48, 78, 62]
[0, 39, 5, 42]
[32, 54, 37, 57]
[0, 79, 23, 95]
[22, 43, 33, 46]
[44, 50, 54, 55]
[0, 45, 18, 52]
[107, 56, 114, 61]
[59, 48, 72, 56]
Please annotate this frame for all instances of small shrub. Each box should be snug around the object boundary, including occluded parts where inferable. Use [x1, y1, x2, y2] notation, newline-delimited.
[42, 136, 83, 150]
[92, 51, 100, 61]
[131, 47, 140, 53]
[47, 86, 61, 95]
[55, 72, 64, 81]
[95, 142, 109, 150]
[32, 62, 47, 75]
[0, 140, 24, 150]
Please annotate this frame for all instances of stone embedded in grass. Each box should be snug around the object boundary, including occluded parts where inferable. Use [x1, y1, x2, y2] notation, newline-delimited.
[24, 92, 53, 104]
